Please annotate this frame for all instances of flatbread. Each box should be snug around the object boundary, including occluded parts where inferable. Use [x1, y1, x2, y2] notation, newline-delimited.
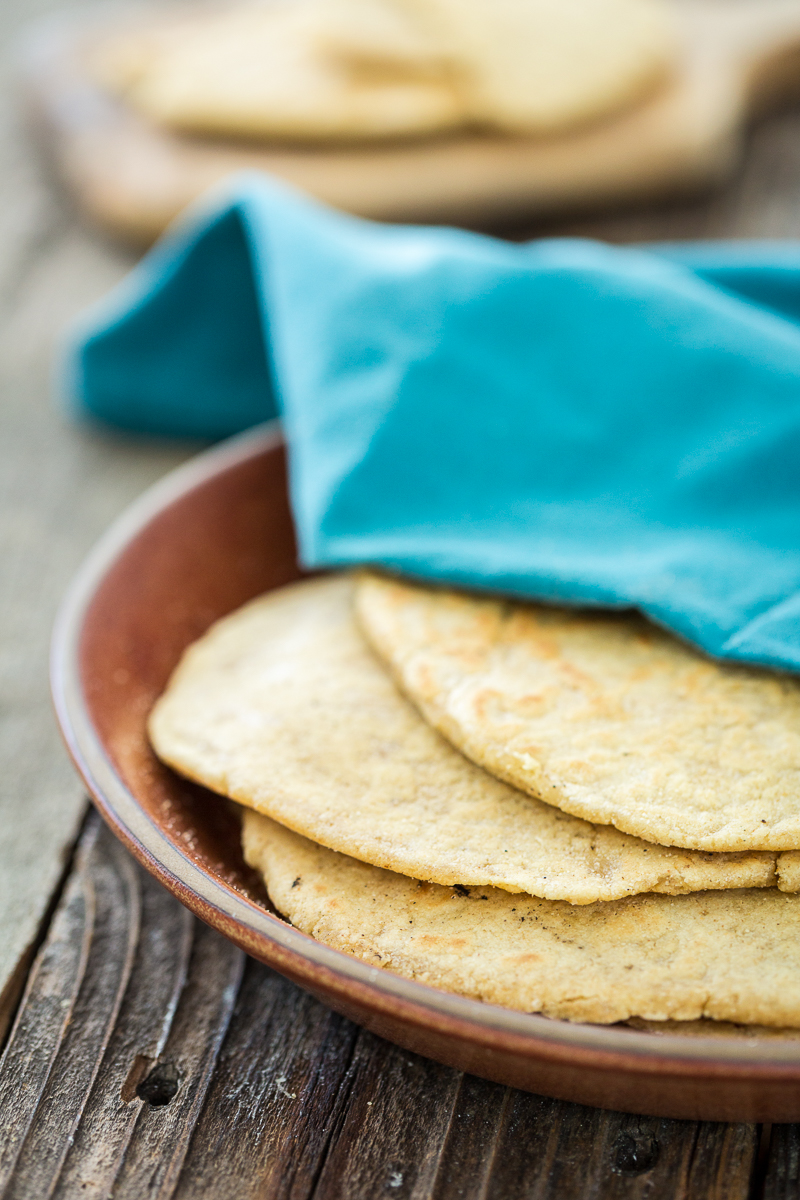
[94, 0, 675, 141]
[403, 0, 676, 134]
[94, 3, 463, 142]
[149, 575, 789, 902]
[355, 573, 800, 853]
[776, 850, 800, 893]
[242, 809, 800, 1027]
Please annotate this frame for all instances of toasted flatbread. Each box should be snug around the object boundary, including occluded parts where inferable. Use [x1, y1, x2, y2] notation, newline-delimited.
[149, 575, 788, 901]
[355, 573, 800, 853]
[243, 808, 800, 1026]
[404, 0, 676, 133]
[93, 2, 463, 141]
[94, 0, 675, 141]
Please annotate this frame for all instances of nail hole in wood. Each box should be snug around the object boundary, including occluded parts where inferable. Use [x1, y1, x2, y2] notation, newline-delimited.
[121, 1054, 155, 1104]
[136, 1061, 180, 1108]
[610, 1128, 659, 1175]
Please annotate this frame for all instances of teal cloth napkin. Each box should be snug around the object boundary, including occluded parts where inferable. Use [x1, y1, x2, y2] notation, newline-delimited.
[68, 173, 800, 672]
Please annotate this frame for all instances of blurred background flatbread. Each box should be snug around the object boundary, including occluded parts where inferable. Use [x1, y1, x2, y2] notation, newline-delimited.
[400, 0, 676, 134]
[93, 0, 465, 141]
[21, 0, 800, 240]
[356, 572, 800, 853]
[92, 0, 676, 141]
[148, 575, 788, 902]
[243, 808, 800, 1026]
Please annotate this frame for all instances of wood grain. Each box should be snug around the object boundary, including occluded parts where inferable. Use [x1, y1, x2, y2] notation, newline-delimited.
[0, 814, 241, 1198]
[0, 0, 200, 1041]
[763, 1125, 800, 1200]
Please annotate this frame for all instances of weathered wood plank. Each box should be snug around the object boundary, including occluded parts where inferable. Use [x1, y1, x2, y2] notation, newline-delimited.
[428, 1086, 758, 1200]
[1, 818, 141, 1199]
[173, 963, 359, 1200]
[111, 919, 244, 1199]
[762, 1125, 800, 1200]
[0, 835, 91, 1187]
[55, 854, 195, 1195]
[429, 1074, 522, 1200]
[0, 814, 239, 1198]
[311, 1033, 464, 1200]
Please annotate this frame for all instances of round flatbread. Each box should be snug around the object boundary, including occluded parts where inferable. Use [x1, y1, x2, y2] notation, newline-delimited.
[94, 0, 675, 142]
[94, 2, 463, 142]
[148, 575, 787, 901]
[243, 808, 800, 1027]
[406, 0, 676, 134]
[355, 573, 800, 853]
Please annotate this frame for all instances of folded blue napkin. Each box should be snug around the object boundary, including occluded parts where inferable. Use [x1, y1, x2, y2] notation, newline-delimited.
[68, 173, 800, 672]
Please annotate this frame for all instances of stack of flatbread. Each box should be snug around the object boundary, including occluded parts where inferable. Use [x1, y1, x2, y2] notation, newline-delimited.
[149, 572, 800, 1029]
[93, 0, 677, 144]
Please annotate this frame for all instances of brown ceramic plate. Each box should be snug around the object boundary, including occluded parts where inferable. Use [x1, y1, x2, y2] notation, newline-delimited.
[52, 423, 800, 1122]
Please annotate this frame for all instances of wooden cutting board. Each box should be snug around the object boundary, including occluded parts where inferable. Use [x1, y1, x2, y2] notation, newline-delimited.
[20, 0, 800, 243]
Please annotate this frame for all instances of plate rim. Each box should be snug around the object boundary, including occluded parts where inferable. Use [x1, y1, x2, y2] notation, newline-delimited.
[50, 422, 800, 1077]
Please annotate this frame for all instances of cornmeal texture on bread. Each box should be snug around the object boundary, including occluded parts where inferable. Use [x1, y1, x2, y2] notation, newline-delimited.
[93, 0, 676, 141]
[149, 575, 790, 901]
[243, 808, 800, 1027]
[356, 572, 800, 853]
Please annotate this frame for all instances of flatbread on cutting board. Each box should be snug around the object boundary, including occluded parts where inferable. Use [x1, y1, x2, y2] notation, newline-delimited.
[242, 808, 800, 1027]
[93, 2, 463, 142]
[148, 575, 790, 902]
[94, 0, 675, 141]
[355, 573, 800, 854]
[399, 0, 676, 133]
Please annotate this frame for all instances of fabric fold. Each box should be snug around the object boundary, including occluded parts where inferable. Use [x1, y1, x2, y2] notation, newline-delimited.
[67, 172, 800, 672]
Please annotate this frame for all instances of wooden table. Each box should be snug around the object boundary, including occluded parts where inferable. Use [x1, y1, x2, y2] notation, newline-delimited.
[2, 1, 800, 1194]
